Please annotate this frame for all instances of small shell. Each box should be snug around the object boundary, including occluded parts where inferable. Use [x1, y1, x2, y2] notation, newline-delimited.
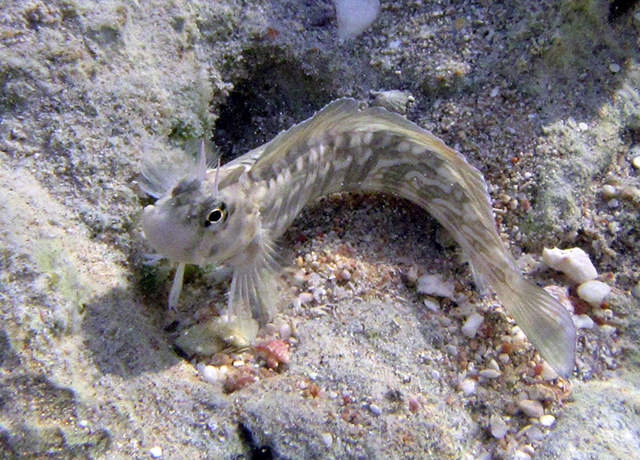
[254, 339, 290, 369]
[371, 90, 415, 114]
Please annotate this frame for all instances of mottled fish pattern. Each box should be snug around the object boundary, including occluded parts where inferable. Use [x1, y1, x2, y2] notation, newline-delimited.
[141, 99, 576, 376]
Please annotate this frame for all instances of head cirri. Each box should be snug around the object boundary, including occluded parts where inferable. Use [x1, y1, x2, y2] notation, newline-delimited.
[141, 154, 259, 267]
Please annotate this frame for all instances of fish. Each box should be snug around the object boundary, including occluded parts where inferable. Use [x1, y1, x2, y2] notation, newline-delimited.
[141, 98, 576, 376]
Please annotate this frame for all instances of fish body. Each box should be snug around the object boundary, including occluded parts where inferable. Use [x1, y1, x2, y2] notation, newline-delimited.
[141, 99, 576, 376]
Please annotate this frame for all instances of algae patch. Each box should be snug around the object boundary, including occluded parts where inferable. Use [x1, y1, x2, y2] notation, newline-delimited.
[32, 241, 90, 334]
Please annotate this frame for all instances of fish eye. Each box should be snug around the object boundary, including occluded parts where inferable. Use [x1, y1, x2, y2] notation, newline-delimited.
[205, 203, 227, 226]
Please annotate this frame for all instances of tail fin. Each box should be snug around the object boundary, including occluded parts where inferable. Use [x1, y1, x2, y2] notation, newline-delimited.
[495, 271, 576, 377]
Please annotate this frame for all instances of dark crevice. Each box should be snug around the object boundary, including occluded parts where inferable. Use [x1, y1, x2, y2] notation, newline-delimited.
[238, 423, 275, 460]
[213, 46, 335, 161]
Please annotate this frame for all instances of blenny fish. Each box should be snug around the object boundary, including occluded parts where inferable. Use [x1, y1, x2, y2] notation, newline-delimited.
[141, 99, 576, 376]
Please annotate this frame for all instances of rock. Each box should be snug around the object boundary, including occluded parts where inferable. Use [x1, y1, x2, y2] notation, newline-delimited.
[539, 414, 556, 427]
[479, 369, 501, 379]
[416, 274, 455, 298]
[528, 384, 556, 402]
[539, 362, 559, 381]
[490, 414, 509, 439]
[518, 399, 545, 418]
[577, 280, 612, 306]
[335, 0, 380, 40]
[542, 247, 598, 283]
[458, 378, 477, 395]
[573, 314, 595, 329]
[461, 313, 484, 338]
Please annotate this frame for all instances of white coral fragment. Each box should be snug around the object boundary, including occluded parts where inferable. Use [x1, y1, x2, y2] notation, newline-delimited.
[334, 0, 380, 41]
[542, 247, 598, 284]
[577, 280, 611, 306]
[416, 274, 455, 298]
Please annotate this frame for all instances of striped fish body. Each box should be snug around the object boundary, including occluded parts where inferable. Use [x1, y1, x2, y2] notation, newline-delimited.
[142, 99, 576, 375]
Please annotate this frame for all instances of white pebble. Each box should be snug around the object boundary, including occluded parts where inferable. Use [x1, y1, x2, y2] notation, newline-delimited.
[632, 156, 640, 169]
[577, 280, 611, 306]
[416, 274, 455, 298]
[513, 451, 532, 460]
[601, 184, 617, 198]
[461, 313, 484, 338]
[423, 296, 441, 312]
[539, 414, 556, 427]
[609, 63, 621, 73]
[539, 362, 559, 381]
[542, 247, 598, 283]
[299, 292, 315, 305]
[479, 369, 501, 379]
[279, 322, 293, 340]
[490, 87, 500, 97]
[573, 314, 595, 329]
[458, 378, 476, 395]
[369, 403, 382, 415]
[518, 399, 544, 418]
[321, 432, 333, 448]
[149, 446, 163, 458]
[339, 269, 351, 281]
[197, 363, 226, 384]
[578, 122, 589, 131]
[599, 324, 617, 337]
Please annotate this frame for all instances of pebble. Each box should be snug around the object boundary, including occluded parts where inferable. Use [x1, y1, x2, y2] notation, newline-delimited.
[528, 384, 555, 402]
[458, 378, 477, 395]
[479, 369, 501, 379]
[513, 451, 532, 460]
[577, 280, 611, 306]
[489, 414, 509, 439]
[279, 322, 293, 340]
[423, 296, 441, 312]
[369, 403, 382, 416]
[149, 446, 163, 458]
[299, 292, 315, 305]
[634, 281, 640, 299]
[371, 90, 414, 113]
[573, 314, 595, 329]
[461, 313, 484, 338]
[518, 399, 544, 419]
[601, 184, 617, 198]
[599, 324, 617, 337]
[321, 432, 333, 448]
[416, 274, 455, 298]
[632, 156, 640, 169]
[197, 363, 227, 384]
[338, 269, 351, 281]
[542, 247, 598, 283]
[539, 414, 556, 427]
[525, 426, 545, 442]
[538, 362, 559, 381]
[609, 63, 621, 73]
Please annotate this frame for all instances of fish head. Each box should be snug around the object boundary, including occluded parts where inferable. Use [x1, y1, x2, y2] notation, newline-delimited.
[142, 173, 260, 266]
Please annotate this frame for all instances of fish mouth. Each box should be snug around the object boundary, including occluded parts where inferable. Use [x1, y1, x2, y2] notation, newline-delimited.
[141, 204, 200, 263]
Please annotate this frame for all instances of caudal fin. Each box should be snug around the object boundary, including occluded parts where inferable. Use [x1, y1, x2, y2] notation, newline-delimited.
[495, 273, 576, 377]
